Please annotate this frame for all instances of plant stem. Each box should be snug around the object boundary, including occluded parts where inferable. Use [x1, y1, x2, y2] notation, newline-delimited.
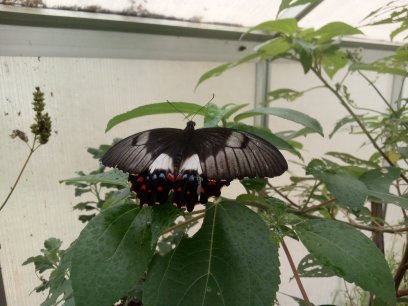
[281, 238, 311, 305]
[0, 138, 37, 213]
[268, 183, 301, 209]
[311, 68, 408, 185]
[303, 181, 320, 208]
[301, 198, 336, 213]
[394, 234, 408, 291]
[358, 71, 394, 110]
[163, 213, 205, 234]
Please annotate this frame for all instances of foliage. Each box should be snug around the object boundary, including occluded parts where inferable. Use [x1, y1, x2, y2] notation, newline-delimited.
[24, 2, 408, 306]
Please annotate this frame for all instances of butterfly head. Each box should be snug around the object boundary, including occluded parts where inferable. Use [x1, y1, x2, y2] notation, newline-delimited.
[185, 121, 196, 131]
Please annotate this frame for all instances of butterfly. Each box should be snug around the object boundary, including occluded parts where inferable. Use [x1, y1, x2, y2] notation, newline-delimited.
[101, 121, 288, 212]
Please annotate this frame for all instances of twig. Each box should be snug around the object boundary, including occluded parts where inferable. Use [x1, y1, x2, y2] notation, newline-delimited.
[268, 183, 301, 209]
[371, 201, 385, 253]
[397, 288, 408, 297]
[281, 238, 311, 305]
[163, 213, 205, 234]
[303, 181, 320, 208]
[0, 137, 38, 213]
[394, 234, 408, 291]
[301, 198, 336, 213]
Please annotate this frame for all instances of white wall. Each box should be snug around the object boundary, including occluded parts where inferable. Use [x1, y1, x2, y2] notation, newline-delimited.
[0, 26, 403, 306]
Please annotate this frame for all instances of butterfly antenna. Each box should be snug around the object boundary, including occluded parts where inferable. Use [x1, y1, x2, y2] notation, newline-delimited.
[166, 100, 190, 121]
[190, 93, 215, 121]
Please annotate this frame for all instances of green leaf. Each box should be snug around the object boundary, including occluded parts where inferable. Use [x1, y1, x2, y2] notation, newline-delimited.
[227, 122, 301, 157]
[326, 152, 378, 168]
[203, 103, 228, 127]
[240, 177, 268, 191]
[299, 47, 313, 73]
[241, 18, 298, 38]
[60, 169, 129, 187]
[295, 219, 396, 304]
[221, 103, 249, 121]
[105, 102, 205, 132]
[329, 115, 355, 138]
[350, 62, 408, 76]
[314, 22, 362, 43]
[397, 146, 408, 158]
[267, 88, 304, 102]
[320, 172, 368, 210]
[277, 0, 320, 17]
[101, 187, 131, 210]
[150, 204, 182, 249]
[234, 107, 323, 136]
[196, 53, 259, 88]
[350, 49, 408, 77]
[367, 190, 408, 209]
[297, 253, 336, 278]
[257, 37, 292, 58]
[144, 202, 280, 306]
[71, 205, 153, 306]
[321, 50, 348, 78]
[359, 167, 400, 193]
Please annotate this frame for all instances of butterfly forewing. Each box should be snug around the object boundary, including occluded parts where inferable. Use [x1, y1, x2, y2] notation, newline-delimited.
[191, 128, 288, 180]
[101, 128, 183, 174]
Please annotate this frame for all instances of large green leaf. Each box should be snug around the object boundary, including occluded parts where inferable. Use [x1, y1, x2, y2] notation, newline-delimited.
[257, 37, 292, 58]
[297, 253, 336, 278]
[227, 122, 301, 157]
[295, 219, 396, 304]
[196, 53, 259, 88]
[234, 107, 323, 136]
[60, 169, 129, 187]
[321, 50, 348, 79]
[105, 102, 205, 132]
[320, 172, 367, 210]
[72, 204, 178, 306]
[314, 22, 362, 43]
[101, 187, 131, 210]
[144, 202, 280, 306]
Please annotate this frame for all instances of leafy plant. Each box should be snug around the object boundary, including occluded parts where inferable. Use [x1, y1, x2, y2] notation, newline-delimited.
[25, 2, 408, 306]
[2, 87, 52, 212]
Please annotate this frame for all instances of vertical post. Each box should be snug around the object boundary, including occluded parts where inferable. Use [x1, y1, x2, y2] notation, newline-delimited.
[0, 265, 7, 306]
[390, 75, 405, 109]
[254, 61, 270, 128]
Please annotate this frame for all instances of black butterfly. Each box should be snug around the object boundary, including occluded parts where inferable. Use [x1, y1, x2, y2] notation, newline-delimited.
[102, 121, 288, 212]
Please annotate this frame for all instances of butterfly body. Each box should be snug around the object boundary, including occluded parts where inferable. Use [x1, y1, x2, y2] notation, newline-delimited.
[102, 121, 287, 211]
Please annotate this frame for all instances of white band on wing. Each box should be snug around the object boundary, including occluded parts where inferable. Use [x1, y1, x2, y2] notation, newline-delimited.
[180, 154, 203, 174]
[149, 153, 174, 172]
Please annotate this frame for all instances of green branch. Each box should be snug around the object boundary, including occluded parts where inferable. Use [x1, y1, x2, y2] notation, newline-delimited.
[311, 68, 408, 185]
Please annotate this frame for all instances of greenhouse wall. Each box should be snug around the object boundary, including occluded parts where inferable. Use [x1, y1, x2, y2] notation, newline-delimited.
[0, 3, 407, 305]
